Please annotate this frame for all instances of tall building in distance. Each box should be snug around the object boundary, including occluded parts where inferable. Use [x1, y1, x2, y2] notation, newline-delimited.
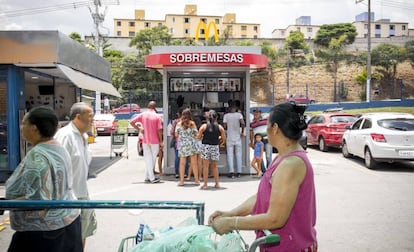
[113, 4, 261, 39]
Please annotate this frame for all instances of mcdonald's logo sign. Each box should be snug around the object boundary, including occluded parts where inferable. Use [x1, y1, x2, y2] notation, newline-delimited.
[195, 21, 219, 42]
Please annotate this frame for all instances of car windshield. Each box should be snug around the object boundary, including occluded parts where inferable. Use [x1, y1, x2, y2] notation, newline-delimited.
[378, 118, 414, 131]
[330, 116, 356, 123]
[94, 114, 115, 121]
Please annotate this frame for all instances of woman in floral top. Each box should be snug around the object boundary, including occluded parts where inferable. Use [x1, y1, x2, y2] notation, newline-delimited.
[175, 108, 200, 186]
[5, 106, 82, 252]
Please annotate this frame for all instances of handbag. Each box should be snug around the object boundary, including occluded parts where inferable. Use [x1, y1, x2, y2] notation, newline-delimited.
[169, 137, 176, 148]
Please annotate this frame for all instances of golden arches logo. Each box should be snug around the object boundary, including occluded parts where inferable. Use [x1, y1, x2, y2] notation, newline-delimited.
[195, 21, 219, 42]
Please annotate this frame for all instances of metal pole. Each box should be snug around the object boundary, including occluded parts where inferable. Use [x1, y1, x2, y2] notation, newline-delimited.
[366, 0, 372, 102]
[93, 0, 103, 114]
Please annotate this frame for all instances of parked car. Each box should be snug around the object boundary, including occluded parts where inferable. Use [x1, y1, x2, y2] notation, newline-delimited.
[286, 94, 316, 104]
[127, 113, 140, 136]
[306, 112, 357, 151]
[112, 103, 141, 113]
[93, 113, 116, 136]
[342, 112, 414, 169]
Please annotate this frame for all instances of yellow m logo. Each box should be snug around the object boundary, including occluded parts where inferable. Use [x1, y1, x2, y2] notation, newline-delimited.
[195, 21, 219, 42]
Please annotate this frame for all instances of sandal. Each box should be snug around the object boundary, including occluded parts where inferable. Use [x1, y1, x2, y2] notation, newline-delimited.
[177, 182, 184, 186]
[194, 181, 200, 186]
[200, 185, 208, 190]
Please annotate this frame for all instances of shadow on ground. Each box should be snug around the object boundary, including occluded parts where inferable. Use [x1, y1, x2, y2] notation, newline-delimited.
[88, 156, 122, 178]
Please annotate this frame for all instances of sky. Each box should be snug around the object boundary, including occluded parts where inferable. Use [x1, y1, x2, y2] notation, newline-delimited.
[1, 0, 414, 39]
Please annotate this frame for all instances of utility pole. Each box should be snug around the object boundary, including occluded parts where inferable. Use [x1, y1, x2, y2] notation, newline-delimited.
[91, 0, 104, 114]
[356, 0, 372, 102]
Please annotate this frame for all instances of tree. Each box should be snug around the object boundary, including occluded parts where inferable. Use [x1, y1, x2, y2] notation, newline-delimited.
[315, 35, 352, 101]
[371, 43, 405, 80]
[404, 40, 414, 67]
[314, 23, 357, 48]
[129, 25, 172, 56]
[69, 32, 82, 43]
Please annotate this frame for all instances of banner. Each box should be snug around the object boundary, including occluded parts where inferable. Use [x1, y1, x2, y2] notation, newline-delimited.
[195, 21, 219, 42]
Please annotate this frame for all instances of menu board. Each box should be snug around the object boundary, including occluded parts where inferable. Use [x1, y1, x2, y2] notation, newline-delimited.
[193, 78, 206, 91]
[169, 78, 241, 92]
[206, 78, 217, 91]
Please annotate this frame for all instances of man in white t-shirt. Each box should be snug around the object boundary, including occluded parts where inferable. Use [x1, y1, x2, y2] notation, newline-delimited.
[223, 106, 245, 178]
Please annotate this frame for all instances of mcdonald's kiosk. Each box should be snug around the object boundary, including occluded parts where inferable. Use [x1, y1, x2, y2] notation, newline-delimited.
[145, 46, 267, 175]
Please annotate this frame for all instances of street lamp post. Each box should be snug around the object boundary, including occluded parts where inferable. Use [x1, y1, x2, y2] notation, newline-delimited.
[356, 0, 372, 102]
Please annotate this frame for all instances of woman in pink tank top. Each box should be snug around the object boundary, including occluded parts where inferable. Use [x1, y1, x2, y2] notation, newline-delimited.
[209, 103, 317, 252]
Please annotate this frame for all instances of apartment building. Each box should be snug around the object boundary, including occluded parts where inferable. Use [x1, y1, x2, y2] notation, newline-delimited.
[353, 12, 409, 38]
[113, 4, 260, 39]
[272, 16, 320, 39]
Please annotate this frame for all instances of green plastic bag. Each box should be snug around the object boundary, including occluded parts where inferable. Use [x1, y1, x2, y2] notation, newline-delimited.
[129, 225, 215, 252]
[216, 232, 244, 252]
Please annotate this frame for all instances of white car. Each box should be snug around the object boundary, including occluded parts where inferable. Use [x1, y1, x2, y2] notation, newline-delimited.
[342, 112, 414, 169]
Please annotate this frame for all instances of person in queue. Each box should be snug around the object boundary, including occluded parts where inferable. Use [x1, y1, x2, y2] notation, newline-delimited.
[197, 110, 226, 189]
[209, 103, 317, 252]
[55, 102, 97, 249]
[6, 106, 82, 252]
[250, 108, 272, 173]
[130, 101, 163, 183]
[175, 108, 199, 186]
[170, 107, 189, 178]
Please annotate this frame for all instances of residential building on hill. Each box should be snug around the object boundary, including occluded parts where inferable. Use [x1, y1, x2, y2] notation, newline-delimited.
[352, 12, 410, 38]
[113, 4, 261, 39]
[272, 16, 320, 39]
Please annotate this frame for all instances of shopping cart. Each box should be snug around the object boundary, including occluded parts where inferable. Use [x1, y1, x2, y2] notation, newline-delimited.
[110, 119, 129, 159]
[117, 228, 280, 252]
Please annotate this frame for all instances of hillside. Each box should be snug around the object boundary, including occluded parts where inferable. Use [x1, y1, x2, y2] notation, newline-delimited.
[250, 62, 414, 105]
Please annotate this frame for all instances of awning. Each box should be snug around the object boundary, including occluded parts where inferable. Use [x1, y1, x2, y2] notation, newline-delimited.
[57, 64, 121, 97]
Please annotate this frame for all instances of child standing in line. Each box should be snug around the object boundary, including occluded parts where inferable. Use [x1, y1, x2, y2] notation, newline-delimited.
[251, 133, 264, 177]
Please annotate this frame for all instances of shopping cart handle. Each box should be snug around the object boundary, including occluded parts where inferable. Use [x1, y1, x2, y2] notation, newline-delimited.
[248, 230, 280, 252]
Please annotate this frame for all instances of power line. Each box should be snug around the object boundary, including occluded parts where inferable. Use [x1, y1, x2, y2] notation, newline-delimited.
[2, 1, 119, 18]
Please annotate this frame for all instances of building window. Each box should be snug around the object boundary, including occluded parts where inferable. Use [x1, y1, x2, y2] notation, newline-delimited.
[116, 21, 121, 26]
[184, 17, 190, 23]
[129, 31, 135, 37]
[200, 18, 207, 23]
[364, 24, 368, 29]
[200, 29, 205, 35]
[172, 17, 175, 22]
[145, 22, 150, 27]
[129, 22, 135, 27]
[184, 28, 190, 34]
[117, 31, 121, 36]
[390, 25, 395, 30]
[402, 25, 406, 30]
[375, 34, 381, 38]
[215, 19, 220, 24]
[170, 28, 175, 34]
[158, 23, 163, 27]
[307, 27, 312, 32]
[296, 27, 301, 32]
[241, 26, 247, 31]
[254, 26, 258, 32]
[254, 35, 258, 39]
[375, 24, 381, 29]
[281, 31, 285, 36]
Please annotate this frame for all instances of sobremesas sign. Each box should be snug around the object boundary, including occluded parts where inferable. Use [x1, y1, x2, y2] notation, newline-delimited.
[170, 53, 244, 64]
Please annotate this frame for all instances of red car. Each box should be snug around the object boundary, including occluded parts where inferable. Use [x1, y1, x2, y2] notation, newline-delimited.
[306, 113, 357, 151]
[286, 94, 316, 104]
[112, 103, 141, 113]
[93, 114, 116, 136]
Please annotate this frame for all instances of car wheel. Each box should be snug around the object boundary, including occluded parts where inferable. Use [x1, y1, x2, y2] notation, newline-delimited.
[318, 137, 328, 152]
[342, 141, 352, 158]
[364, 148, 377, 169]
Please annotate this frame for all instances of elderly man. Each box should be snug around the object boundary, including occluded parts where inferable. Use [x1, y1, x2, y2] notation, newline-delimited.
[55, 102, 97, 249]
[130, 101, 163, 183]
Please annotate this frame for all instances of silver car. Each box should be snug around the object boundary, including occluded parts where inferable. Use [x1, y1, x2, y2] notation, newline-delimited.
[342, 112, 414, 169]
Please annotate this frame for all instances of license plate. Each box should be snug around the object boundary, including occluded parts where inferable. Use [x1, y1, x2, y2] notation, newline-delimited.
[97, 127, 105, 131]
[398, 150, 414, 157]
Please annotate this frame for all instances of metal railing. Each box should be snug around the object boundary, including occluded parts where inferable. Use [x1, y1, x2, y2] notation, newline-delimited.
[0, 200, 205, 224]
